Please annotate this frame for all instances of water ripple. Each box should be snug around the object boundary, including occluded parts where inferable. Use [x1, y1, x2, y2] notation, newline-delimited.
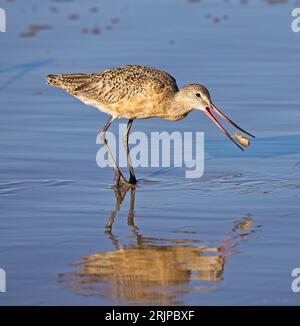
[0, 179, 77, 196]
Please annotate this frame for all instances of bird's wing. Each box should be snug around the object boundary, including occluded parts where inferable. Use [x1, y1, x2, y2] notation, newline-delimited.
[71, 65, 179, 105]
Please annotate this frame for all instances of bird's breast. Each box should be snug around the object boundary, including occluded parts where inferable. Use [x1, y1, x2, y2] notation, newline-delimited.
[104, 93, 170, 119]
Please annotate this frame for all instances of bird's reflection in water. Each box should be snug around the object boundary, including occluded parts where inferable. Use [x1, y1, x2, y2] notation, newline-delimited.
[59, 185, 260, 305]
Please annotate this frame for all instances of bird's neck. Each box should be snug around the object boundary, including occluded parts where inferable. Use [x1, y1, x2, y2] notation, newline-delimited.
[166, 91, 193, 121]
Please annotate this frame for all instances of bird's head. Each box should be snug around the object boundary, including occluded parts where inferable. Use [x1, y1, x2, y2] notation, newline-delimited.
[179, 84, 212, 111]
[179, 83, 255, 150]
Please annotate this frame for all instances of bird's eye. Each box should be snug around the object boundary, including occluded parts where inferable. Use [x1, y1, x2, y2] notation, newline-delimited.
[195, 93, 201, 98]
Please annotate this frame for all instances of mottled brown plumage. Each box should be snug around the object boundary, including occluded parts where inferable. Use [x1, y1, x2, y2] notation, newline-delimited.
[47, 64, 254, 185]
[47, 64, 209, 121]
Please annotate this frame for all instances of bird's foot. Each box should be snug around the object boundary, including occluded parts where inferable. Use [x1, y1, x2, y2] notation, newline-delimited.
[114, 170, 136, 188]
[120, 177, 136, 188]
[129, 174, 137, 185]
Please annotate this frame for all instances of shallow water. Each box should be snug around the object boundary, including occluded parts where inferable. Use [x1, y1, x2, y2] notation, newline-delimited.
[0, 0, 300, 305]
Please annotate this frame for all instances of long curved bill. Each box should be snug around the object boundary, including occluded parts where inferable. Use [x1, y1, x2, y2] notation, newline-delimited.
[203, 104, 255, 151]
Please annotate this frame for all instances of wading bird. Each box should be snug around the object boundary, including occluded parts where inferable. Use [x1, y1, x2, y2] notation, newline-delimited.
[47, 65, 254, 186]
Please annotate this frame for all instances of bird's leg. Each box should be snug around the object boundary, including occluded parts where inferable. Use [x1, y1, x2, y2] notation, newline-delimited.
[123, 119, 137, 185]
[98, 117, 128, 185]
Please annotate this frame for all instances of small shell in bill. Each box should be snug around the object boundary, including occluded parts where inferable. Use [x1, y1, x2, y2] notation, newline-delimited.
[234, 133, 250, 147]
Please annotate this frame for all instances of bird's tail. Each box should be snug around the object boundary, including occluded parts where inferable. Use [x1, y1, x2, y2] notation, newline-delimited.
[47, 73, 93, 92]
[47, 74, 62, 87]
